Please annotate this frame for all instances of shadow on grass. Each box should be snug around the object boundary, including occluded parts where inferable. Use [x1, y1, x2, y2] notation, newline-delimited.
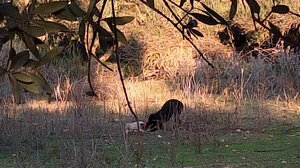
[1, 41, 300, 167]
[0, 97, 299, 167]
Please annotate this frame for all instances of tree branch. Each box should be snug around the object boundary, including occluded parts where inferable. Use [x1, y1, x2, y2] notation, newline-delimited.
[139, 0, 214, 68]
[111, 0, 142, 166]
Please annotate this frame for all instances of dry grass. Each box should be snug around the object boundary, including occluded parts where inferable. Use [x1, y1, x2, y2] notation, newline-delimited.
[0, 0, 299, 137]
[1, 0, 300, 167]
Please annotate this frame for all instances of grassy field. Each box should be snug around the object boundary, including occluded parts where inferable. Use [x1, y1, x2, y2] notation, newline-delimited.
[1, 0, 300, 167]
[0, 116, 299, 167]
[0, 94, 299, 167]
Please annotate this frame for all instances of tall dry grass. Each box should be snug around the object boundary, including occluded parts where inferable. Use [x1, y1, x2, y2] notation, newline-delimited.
[0, 0, 300, 167]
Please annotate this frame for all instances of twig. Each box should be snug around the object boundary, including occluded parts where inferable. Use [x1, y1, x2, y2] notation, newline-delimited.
[139, 0, 214, 68]
[111, 0, 142, 167]
[97, 0, 108, 25]
[261, 11, 272, 23]
[162, 0, 182, 26]
[86, 23, 98, 97]
[86, 0, 112, 96]
[290, 11, 300, 17]
[91, 53, 113, 72]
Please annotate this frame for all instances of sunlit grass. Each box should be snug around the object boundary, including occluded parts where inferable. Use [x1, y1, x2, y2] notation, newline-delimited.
[0, 0, 300, 167]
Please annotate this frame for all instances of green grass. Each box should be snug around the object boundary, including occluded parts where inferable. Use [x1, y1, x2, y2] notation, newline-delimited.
[204, 133, 300, 167]
[0, 148, 14, 168]
[137, 129, 300, 167]
[1, 127, 299, 167]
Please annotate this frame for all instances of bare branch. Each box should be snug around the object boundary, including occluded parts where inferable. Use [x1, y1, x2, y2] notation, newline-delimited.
[110, 0, 142, 166]
[139, 0, 214, 68]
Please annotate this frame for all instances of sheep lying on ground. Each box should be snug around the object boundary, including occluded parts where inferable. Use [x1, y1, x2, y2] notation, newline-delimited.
[125, 121, 146, 134]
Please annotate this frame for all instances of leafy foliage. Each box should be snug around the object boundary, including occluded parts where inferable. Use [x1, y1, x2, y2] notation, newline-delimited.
[229, 0, 238, 20]
[0, 1, 299, 167]
[0, 0, 299, 105]
[272, 5, 290, 14]
[0, 1, 74, 103]
[33, 1, 69, 15]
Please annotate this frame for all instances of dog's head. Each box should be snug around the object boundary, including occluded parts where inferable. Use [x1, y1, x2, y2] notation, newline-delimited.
[139, 121, 146, 130]
[145, 114, 155, 128]
[145, 113, 162, 132]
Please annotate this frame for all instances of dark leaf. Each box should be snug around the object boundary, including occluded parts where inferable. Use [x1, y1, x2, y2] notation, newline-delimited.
[246, 0, 260, 14]
[33, 1, 69, 15]
[0, 28, 10, 50]
[179, 0, 187, 7]
[32, 20, 69, 33]
[12, 72, 34, 84]
[146, 0, 155, 8]
[90, 26, 98, 50]
[187, 19, 198, 28]
[268, 21, 282, 37]
[53, 7, 78, 21]
[18, 26, 45, 45]
[92, 7, 101, 17]
[190, 29, 204, 37]
[0, 3, 21, 19]
[0, 12, 4, 23]
[38, 47, 65, 66]
[24, 59, 39, 68]
[27, 0, 36, 15]
[8, 31, 16, 41]
[69, 0, 86, 17]
[190, 13, 219, 25]
[79, 20, 86, 42]
[229, 0, 238, 20]
[271, 5, 289, 14]
[87, 0, 99, 13]
[6, 19, 17, 31]
[22, 33, 40, 59]
[116, 29, 127, 44]
[97, 25, 113, 39]
[29, 26, 46, 37]
[104, 16, 135, 25]
[78, 19, 88, 61]
[22, 26, 46, 37]
[9, 75, 21, 104]
[0, 28, 9, 41]
[106, 22, 127, 44]
[9, 48, 17, 61]
[190, 0, 194, 7]
[11, 51, 30, 70]
[52, 0, 86, 20]
[110, 26, 127, 44]
[186, 29, 191, 39]
[33, 37, 44, 44]
[0, 66, 5, 76]
[19, 82, 40, 94]
[80, 44, 89, 62]
[98, 34, 108, 53]
[97, 26, 114, 53]
[201, 2, 228, 25]
[189, 30, 197, 39]
[29, 72, 52, 94]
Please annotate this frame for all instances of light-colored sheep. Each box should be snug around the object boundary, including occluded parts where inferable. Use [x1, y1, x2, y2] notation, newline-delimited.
[125, 121, 145, 134]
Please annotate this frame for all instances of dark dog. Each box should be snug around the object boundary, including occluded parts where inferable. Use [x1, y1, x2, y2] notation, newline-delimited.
[145, 99, 183, 132]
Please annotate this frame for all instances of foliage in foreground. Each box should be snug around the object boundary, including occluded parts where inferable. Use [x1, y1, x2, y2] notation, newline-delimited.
[0, 0, 299, 104]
